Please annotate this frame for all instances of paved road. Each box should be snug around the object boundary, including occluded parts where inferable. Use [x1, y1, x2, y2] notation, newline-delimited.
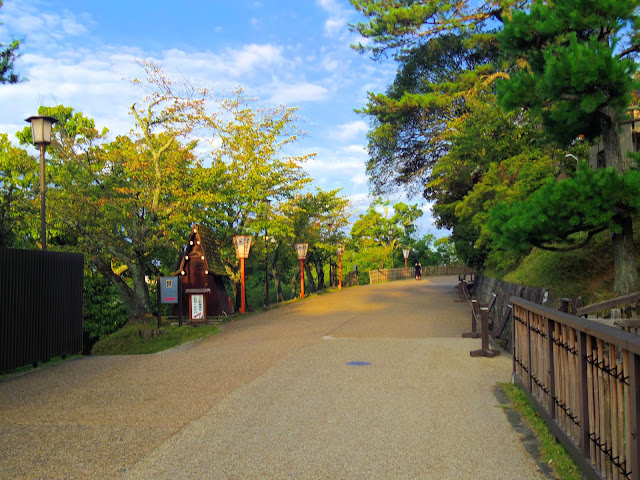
[0, 276, 548, 479]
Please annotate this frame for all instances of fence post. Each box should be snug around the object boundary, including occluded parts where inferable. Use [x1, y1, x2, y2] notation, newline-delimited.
[547, 318, 556, 421]
[631, 352, 640, 479]
[462, 300, 481, 339]
[577, 330, 590, 459]
[470, 306, 500, 357]
[527, 310, 533, 392]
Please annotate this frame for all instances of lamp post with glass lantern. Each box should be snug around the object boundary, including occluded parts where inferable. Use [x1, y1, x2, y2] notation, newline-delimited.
[25, 115, 57, 251]
[336, 244, 344, 290]
[294, 243, 309, 298]
[233, 235, 252, 313]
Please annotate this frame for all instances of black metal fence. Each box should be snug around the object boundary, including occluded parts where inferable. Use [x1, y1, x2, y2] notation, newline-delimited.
[1, 248, 84, 373]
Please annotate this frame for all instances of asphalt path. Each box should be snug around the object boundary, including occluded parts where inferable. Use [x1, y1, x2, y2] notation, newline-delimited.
[0, 276, 549, 479]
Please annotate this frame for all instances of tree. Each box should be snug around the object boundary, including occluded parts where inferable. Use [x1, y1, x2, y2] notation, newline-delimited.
[201, 88, 313, 311]
[496, 0, 640, 293]
[17, 103, 205, 319]
[0, 134, 37, 247]
[349, 199, 423, 269]
[0, 0, 23, 84]
[360, 33, 502, 198]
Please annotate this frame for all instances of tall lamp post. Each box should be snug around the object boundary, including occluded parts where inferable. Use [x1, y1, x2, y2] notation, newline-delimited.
[25, 115, 57, 251]
[402, 247, 411, 270]
[388, 228, 394, 268]
[336, 244, 344, 290]
[233, 235, 252, 313]
[294, 243, 309, 298]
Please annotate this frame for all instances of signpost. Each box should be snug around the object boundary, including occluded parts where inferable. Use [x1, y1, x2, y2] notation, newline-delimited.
[158, 276, 182, 327]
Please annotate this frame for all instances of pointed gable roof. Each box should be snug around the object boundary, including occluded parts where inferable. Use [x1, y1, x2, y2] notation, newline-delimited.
[177, 224, 226, 276]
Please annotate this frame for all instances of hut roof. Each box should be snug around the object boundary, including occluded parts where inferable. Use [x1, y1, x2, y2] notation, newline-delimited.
[177, 224, 226, 276]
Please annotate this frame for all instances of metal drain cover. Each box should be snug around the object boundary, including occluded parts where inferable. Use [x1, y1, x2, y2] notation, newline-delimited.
[346, 361, 371, 366]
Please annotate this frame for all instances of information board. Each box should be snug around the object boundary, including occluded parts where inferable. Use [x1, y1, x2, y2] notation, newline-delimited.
[190, 294, 205, 321]
[159, 276, 179, 304]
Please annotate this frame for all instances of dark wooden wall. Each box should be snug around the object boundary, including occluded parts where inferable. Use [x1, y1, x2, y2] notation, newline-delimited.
[1, 248, 84, 373]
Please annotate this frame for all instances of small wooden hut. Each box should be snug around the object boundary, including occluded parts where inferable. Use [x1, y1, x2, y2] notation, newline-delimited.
[173, 224, 233, 320]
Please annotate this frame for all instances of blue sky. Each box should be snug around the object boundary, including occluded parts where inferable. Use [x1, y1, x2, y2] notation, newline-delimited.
[0, 0, 443, 236]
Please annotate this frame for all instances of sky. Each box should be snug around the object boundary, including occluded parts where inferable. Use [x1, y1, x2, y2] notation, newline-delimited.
[0, 0, 444, 237]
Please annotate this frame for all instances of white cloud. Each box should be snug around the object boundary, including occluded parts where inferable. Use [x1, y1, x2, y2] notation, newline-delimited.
[162, 44, 286, 79]
[330, 121, 368, 141]
[2, 3, 91, 45]
[315, 0, 350, 37]
[267, 82, 329, 105]
[249, 17, 258, 26]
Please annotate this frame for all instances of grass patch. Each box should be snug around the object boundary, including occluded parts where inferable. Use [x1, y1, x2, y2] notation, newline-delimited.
[488, 221, 640, 304]
[92, 320, 219, 355]
[498, 382, 581, 480]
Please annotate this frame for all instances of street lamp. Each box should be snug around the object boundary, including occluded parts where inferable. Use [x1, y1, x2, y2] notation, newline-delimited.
[233, 235, 252, 313]
[326, 216, 334, 287]
[262, 198, 271, 306]
[388, 228, 394, 268]
[25, 115, 57, 251]
[294, 243, 309, 298]
[402, 247, 410, 270]
[336, 244, 344, 290]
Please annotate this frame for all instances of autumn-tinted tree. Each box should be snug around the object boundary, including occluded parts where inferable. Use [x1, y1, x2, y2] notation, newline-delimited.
[201, 88, 313, 310]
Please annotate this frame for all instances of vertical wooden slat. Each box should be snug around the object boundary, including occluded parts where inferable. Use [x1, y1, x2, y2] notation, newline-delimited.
[548, 318, 556, 420]
[610, 346, 619, 480]
[597, 339, 606, 476]
[630, 352, 640, 480]
[587, 335, 596, 463]
[527, 310, 533, 393]
[616, 352, 626, 479]
[578, 330, 591, 459]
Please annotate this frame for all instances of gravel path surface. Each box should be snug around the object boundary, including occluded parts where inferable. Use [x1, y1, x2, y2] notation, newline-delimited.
[0, 276, 549, 479]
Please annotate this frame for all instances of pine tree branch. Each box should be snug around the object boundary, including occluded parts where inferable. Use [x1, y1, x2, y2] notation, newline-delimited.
[531, 225, 608, 252]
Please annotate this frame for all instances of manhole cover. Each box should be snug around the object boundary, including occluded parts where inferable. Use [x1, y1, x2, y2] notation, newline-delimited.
[346, 361, 371, 366]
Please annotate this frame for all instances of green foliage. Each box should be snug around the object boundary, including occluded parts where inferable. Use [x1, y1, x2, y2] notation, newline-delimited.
[0, 1, 23, 84]
[489, 163, 640, 253]
[92, 322, 218, 355]
[362, 33, 502, 196]
[83, 270, 128, 341]
[0, 134, 37, 247]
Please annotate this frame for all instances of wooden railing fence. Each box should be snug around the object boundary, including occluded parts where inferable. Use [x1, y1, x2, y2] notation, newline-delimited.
[512, 296, 640, 480]
[369, 264, 472, 284]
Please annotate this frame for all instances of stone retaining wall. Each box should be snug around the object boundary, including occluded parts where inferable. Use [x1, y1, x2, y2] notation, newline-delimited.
[473, 275, 560, 348]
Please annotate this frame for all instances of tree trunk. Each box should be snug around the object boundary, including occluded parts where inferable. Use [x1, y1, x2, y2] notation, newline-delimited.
[95, 258, 148, 320]
[612, 213, 638, 294]
[128, 262, 153, 317]
[274, 270, 285, 302]
[600, 106, 627, 173]
[304, 262, 316, 292]
[315, 259, 325, 290]
[601, 107, 638, 294]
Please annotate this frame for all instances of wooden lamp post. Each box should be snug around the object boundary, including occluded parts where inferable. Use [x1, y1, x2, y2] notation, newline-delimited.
[233, 235, 252, 313]
[25, 115, 57, 251]
[336, 244, 344, 290]
[403, 247, 411, 270]
[294, 243, 309, 298]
